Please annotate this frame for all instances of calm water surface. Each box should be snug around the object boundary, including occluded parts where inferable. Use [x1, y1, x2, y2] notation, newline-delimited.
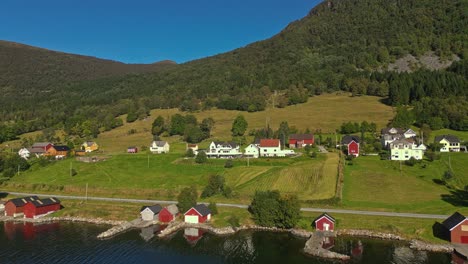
[0, 222, 453, 264]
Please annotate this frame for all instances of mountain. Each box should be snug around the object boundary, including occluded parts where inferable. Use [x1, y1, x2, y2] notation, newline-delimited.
[0, 40, 176, 92]
[0, 0, 466, 142]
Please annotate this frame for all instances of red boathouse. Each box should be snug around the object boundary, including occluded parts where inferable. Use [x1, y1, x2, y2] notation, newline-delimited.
[184, 204, 212, 224]
[442, 212, 468, 244]
[159, 204, 179, 223]
[314, 213, 336, 232]
[23, 198, 61, 219]
[4, 196, 39, 217]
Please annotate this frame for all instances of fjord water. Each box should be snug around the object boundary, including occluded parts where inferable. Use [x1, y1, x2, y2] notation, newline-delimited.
[0, 222, 451, 264]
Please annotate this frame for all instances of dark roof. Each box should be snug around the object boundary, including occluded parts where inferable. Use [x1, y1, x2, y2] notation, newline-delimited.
[314, 213, 335, 223]
[32, 142, 52, 148]
[289, 134, 314, 140]
[442, 212, 467, 230]
[29, 197, 61, 208]
[381, 128, 405, 135]
[8, 196, 39, 207]
[153, 141, 168, 147]
[141, 204, 162, 214]
[213, 141, 238, 148]
[53, 145, 70, 151]
[194, 204, 211, 216]
[341, 135, 360, 145]
[435, 135, 460, 143]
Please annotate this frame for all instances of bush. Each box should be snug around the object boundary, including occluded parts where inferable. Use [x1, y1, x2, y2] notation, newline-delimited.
[186, 149, 195, 158]
[249, 190, 300, 228]
[224, 159, 233, 168]
[177, 186, 198, 213]
[404, 157, 417, 166]
[195, 151, 207, 164]
[71, 169, 77, 177]
[443, 170, 454, 182]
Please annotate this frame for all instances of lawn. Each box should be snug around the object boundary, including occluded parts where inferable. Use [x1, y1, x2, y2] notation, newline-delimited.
[5, 152, 339, 203]
[342, 154, 468, 215]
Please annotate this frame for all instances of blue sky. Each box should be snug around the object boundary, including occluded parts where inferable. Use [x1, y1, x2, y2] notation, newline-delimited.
[0, 0, 321, 63]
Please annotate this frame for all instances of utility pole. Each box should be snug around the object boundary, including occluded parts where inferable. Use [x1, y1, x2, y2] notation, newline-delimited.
[247, 157, 250, 167]
[17, 165, 20, 176]
[85, 183, 88, 203]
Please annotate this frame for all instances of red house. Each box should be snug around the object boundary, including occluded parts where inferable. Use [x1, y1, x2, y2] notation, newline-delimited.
[314, 213, 336, 232]
[442, 212, 468, 244]
[289, 134, 314, 148]
[4, 196, 39, 217]
[23, 198, 61, 219]
[184, 204, 211, 224]
[341, 135, 360, 157]
[159, 204, 179, 223]
[127, 146, 138, 153]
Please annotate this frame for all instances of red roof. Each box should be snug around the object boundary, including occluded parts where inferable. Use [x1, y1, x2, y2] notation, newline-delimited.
[259, 139, 280, 148]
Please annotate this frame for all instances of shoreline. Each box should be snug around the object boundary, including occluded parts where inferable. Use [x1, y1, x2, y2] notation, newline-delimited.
[0, 215, 454, 256]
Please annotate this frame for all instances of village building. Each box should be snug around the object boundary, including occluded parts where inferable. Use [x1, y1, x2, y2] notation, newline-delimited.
[205, 141, 242, 158]
[4, 196, 39, 217]
[389, 138, 426, 161]
[186, 144, 199, 155]
[435, 135, 461, 152]
[159, 204, 179, 223]
[45, 145, 70, 159]
[442, 212, 468, 244]
[18, 148, 31, 159]
[289, 134, 314, 148]
[259, 139, 294, 157]
[314, 213, 336, 232]
[127, 146, 138, 153]
[150, 141, 170, 154]
[380, 128, 417, 148]
[341, 135, 360, 157]
[81, 141, 99, 152]
[244, 144, 260, 158]
[31, 142, 54, 152]
[140, 205, 162, 221]
[184, 204, 212, 224]
[23, 198, 61, 219]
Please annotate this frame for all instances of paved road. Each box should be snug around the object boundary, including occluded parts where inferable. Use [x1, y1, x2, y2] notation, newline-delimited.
[2, 191, 449, 220]
[317, 145, 329, 153]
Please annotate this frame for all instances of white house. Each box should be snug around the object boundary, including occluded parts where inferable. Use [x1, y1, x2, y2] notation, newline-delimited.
[244, 144, 260, 158]
[390, 139, 426, 161]
[186, 144, 199, 155]
[258, 139, 294, 157]
[150, 141, 170, 154]
[435, 135, 460, 152]
[140, 205, 162, 221]
[18, 148, 31, 160]
[381, 128, 417, 148]
[205, 141, 242, 158]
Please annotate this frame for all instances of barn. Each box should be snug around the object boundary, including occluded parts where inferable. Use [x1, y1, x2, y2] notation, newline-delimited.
[314, 213, 336, 232]
[341, 135, 360, 157]
[140, 205, 162, 221]
[4, 196, 39, 217]
[442, 212, 468, 244]
[184, 204, 211, 224]
[23, 198, 61, 218]
[159, 204, 179, 223]
[289, 134, 314, 148]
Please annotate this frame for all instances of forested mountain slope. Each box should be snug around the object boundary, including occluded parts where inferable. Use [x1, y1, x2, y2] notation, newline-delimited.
[1, 0, 466, 142]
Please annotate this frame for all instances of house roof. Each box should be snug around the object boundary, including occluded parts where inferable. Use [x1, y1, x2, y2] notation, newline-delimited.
[435, 135, 460, 143]
[341, 135, 360, 145]
[141, 204, 162, 214]
[314, 213, 336, 223]
[191, 204, 211, 216]
[381, 128, 405, 135]
[153, 141, 168, 147]
[29, 197, 61, 208]
[166, 204, 179, 215]
[442, 212, 467, 231]
[259, 139, 280, 148]
[28, 148, 45, 154]
[213, 141, 238, 148]
[53, 145, 70, 151]
[289, 134, 314, 141]
[83, 141, 96, 146]
[32, 142, 52, 148]
[389, 138, 413, 146]
[8, 196, 39, 207]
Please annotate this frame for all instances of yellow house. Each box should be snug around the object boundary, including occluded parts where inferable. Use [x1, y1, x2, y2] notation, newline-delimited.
[435, 135, 460, 152]
[81, 141, 99, 152]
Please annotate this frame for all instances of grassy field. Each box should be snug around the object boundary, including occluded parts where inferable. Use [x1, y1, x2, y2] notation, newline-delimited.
[342, 154, 468, 215]
[4, 151, 338, 203]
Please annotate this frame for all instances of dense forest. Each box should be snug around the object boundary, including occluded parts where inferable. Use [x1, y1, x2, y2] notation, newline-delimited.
[0, 0, 467, 143]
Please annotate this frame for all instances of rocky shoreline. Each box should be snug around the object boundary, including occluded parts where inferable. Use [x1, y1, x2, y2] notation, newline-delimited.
[0, 216, 454, 256]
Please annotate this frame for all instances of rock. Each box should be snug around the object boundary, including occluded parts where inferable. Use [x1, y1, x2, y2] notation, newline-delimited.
[409, 240, 453, 253]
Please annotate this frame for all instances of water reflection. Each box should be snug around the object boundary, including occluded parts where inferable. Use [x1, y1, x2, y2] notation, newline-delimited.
[392, 247, 428, 264]
[184, 228, 205, 245]
[4, 222, 60, 240]
[140, 225, 161, 242]
[452, 252, 468, 264]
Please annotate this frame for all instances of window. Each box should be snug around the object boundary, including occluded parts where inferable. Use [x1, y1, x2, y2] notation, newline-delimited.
[462, 225, 468, 231]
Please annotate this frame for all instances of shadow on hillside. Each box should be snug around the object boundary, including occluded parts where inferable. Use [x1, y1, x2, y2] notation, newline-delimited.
[441, 189, 468, 207]
[0, 192, 8, 199]
[432, 222, 450, 242]
[432, 179, 445, 185]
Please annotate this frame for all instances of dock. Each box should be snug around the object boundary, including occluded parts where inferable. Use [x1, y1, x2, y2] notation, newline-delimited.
[97, 218, 154, 239]
[454, 244, 468, 260]
[303, 231, 350, 260]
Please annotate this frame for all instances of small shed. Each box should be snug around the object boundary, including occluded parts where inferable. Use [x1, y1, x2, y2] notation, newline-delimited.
[184, 204, 211, 224]
[127, 146, 138, 153]
[314, 213, 336, 232]
[4, 196, 39, 217]
[23, 198, 61, 218]
[442, 212, 468, 244]
[140, 205, 162, 221]
[159, 204, 179, 223]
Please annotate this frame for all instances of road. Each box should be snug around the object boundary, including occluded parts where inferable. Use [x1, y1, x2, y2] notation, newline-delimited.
[2, 191, 449, 220]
